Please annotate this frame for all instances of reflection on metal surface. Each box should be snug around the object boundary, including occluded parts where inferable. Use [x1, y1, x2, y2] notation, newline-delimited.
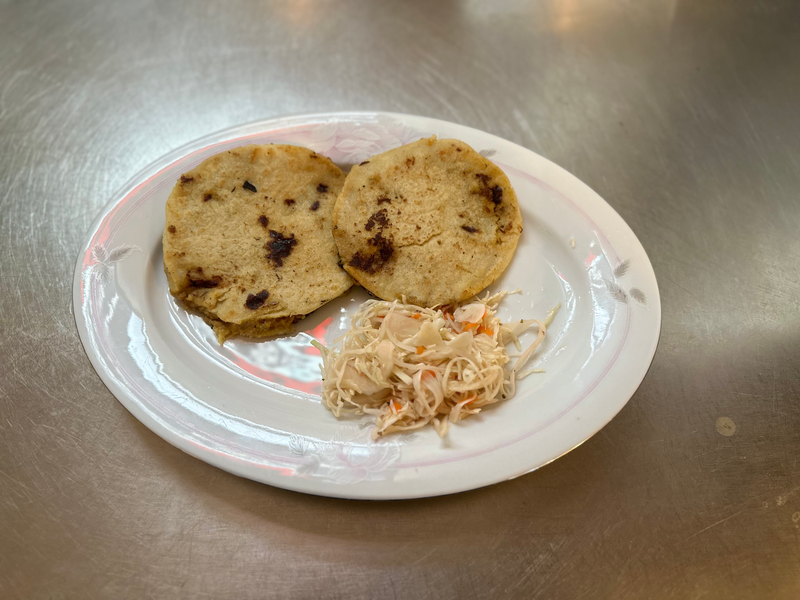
[549, 0, 678, 35]
[275, 0, 315, 26]
[550, 0, 580, 34]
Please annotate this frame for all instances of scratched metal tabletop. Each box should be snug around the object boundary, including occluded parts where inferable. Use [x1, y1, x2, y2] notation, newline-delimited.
[2, 0, 799, 598]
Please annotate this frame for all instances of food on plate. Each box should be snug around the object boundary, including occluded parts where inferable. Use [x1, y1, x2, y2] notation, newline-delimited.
[314, 291, 559, 438]
[163, 144, 353, 343]
[332, 136, 523, 307]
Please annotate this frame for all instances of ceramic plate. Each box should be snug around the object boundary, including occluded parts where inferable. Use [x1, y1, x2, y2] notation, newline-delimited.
[73, 112, 660, 499]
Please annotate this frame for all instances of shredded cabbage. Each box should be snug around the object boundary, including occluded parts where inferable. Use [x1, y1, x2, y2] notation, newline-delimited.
[314, 291, 559, 439]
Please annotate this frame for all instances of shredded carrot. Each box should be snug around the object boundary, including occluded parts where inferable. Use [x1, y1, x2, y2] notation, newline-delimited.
[315, 291, 556, 440]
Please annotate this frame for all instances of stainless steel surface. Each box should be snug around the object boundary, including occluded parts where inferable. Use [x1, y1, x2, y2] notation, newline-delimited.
[1, 0, 799, 597]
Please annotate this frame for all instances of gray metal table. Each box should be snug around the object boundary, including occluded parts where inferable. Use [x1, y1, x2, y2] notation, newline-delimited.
[2, 1, 799, 597]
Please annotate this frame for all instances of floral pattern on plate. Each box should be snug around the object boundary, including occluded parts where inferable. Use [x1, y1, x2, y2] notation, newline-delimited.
[74, 112, 660, 499]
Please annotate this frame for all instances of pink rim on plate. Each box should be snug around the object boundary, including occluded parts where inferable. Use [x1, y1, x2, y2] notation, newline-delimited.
[73, 112, 660, 499]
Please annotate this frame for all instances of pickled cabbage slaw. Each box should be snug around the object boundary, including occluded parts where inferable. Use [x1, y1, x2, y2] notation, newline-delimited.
[313, 291, 559, 439]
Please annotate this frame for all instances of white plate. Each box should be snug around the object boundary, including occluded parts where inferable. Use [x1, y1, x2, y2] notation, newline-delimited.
[73, 112, 660, 499]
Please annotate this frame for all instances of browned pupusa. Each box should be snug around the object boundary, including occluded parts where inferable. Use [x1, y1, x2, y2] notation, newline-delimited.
[332, 136, 523, 306]
[162, 144, 353, 343]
